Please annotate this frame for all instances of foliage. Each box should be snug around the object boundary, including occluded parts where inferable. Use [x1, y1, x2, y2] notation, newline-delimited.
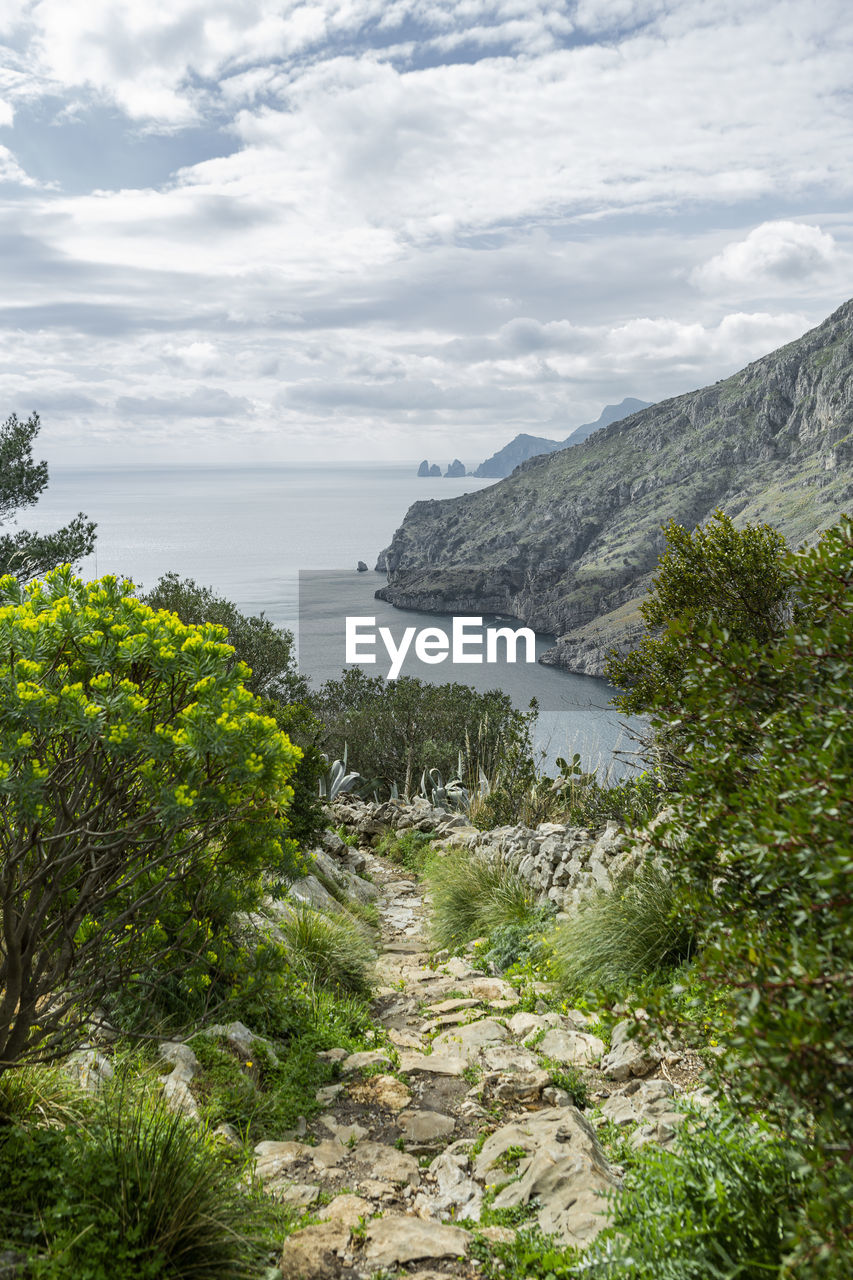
[318, 747, 361, 800]
[550, 861, 698, 999]
[0, 1078, 274, 1278]
[472, 906, 554, 975]
[376, 828, 437, 874]
[583, 1107, 804, 1280]
[0, 569, 300, 1070]
[143, 572, 307, 704]
[426, 848, 537, 952]
[639, 517, 853, 1267]
[143, 574, 326, 849]
[0, 412, 96, 581]
[311, 667, 536, 799]
[606, 509, 790, 762]
[276, 902, 375, 997]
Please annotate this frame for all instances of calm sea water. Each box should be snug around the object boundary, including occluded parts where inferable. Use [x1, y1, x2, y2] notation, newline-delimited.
[30, 463, 642, 774]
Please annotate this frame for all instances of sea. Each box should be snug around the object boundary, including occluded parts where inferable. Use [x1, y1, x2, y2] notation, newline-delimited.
[28, 462, 643, 776]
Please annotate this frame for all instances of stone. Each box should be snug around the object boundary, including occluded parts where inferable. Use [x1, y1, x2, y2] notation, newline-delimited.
[341, 1049, 392, 1073]
[348, 1073, 412, 1112]
[469, 977, 518, 1002]
[481, 1044, 540, 1074]
[310, 1137, 348, 1169]
[426, 997, 481, 1015]
[508, 1012, 546, 1038]
[387, 1029, 426, 1050]
[363, 1215, 471, 1267]
[253, 1140, 306, 1182]
[288, 874, 342, 912]
[598, 1078, 677, 1127]
[443, 956, 477, 979]
[158, 1041, 199, 1117]
[275, 1182, 322, 1208]
[203, 1020, 278, 1065]
[486, 1068, 552, 1106]
[279, 1221, 350, 1279]
[431, 1018, 509, 1062]
[397, 1052, 467, 1077]
[354, 1141, 421, 1186]
[542, 1086, 571, 1107]
[66, 1049, 114, 1094]
[398, 1109, 456, 1145]
[318, 1114, 368, 1145]
[629, 1112, 686, 1148]
[474, 1107, 619, 1249]
[600, 1020, 662, 1081]
[415, 1142, 482, 1221]
[317, 1194, 372, 1228]
[315, 1084, 344, 1105]
[538, 1027, 605, 1066]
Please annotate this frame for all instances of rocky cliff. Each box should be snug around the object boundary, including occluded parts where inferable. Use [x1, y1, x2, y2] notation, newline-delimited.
[472, 399, 651, 478]
[376, 301, 853, 676]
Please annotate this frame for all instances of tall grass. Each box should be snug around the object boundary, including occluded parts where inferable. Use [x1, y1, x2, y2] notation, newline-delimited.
[278, 903, 375, 997]
[550, 859, 697, 996]
[425, 849, 537, 952]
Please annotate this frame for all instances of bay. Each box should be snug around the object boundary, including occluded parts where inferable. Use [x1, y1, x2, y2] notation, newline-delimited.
[29, 462, 642, 775]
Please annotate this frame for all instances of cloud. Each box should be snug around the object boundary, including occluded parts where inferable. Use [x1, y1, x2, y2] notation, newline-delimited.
[115, 386, 252, 418]
[692, 221, 838, 291]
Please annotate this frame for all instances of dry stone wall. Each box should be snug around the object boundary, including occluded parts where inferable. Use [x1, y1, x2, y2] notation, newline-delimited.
[331, 796, 639, 911]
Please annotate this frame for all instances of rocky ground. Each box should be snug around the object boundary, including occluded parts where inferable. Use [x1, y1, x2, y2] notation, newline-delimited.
[253, 838, 707, 1279]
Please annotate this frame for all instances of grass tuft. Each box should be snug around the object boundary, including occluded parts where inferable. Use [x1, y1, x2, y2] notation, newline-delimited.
[278, 902, 375, 997]
[426, 849, 537, 952]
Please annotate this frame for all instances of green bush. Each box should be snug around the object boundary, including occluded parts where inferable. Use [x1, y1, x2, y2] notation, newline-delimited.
[550, 860, 697, 998]
[426, 849, 537, 952]
[0, 1080, 274, 1279]
[473, 908, 554, 974]
[583, 1107, 804, 1280]
[376, 828, 437, 873]
[276, 903, 375, 997]
[0, 569, 301, 1069]
[311, 667, 536, 798]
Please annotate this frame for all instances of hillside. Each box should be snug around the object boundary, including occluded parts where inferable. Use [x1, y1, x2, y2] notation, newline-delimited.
[472, 398, 650, 478]
[376, 301, 853, 675]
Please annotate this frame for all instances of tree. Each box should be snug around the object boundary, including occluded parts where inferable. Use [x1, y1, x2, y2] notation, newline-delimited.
[0, 412, 96, 580]
[644, 517, 853, 1274]
[606, 509, 791, 770]
[0, 568, 301, 1073]
[142, 573, 325, 848]
[312, 667, 534, 798]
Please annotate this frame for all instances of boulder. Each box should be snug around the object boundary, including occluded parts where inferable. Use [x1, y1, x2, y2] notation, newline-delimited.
[538, 1028, 605, 1066]
[600, 1020, 662, 1081]
[279, 1221, 350, 1280]
[363, 1215, 471, 1267]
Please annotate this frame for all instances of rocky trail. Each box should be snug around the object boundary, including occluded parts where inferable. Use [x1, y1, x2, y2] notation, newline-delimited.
[258, 836, 705, 1280]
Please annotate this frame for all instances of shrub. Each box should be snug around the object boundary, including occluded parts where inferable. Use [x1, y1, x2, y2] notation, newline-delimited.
[0, 1079, 273, 1278]
[550, 860, 697, 998]
[0, 569, 301, 1069]
[376, 828, 437, 873]
[311, 667, 536, 798]
[276, 903, 375, 997]
[426, 850, 537, 952]
[583, 1106, 804, 1280]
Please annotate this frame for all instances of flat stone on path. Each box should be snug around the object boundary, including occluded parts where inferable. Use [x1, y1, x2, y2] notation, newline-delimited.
[398, 1109, 456, 1145]
[431, 1017, 509, 1062]
[538, 1027, 605, 1065]
[317, 1194, 372, 1228]
[397, 1051, 467, 1077]
[280, 1221, 350, 1280]
[363, 1215, 472, 1267]
[353, 1140, 421, 1186]
[341, 1049, 392, 1073]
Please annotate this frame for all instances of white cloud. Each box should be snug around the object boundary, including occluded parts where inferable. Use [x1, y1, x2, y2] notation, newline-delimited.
[691, 221, 838, 292]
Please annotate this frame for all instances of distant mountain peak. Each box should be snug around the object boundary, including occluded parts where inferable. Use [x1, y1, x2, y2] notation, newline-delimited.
[472, 399, 651, 478]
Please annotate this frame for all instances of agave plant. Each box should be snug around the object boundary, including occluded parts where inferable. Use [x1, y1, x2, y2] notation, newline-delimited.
[318, 744, 362, 800]
[419, 756, 472, 812]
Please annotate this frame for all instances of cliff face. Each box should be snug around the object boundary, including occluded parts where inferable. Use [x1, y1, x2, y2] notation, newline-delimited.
[376, 301, 853, 676]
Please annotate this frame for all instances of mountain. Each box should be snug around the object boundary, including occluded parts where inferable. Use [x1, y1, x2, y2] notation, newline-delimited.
[472, 398, 651, 478]
[375, 301, 853, 677]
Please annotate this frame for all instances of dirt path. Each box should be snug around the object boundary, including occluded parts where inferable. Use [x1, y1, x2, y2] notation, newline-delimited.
[268, 848, 695, 1279]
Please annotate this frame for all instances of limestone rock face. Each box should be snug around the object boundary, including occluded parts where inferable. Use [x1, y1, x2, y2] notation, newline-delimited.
[600, 1020, 662, 1081]
[376, 302, 853, 674]
[475, 1107, 620, 1249]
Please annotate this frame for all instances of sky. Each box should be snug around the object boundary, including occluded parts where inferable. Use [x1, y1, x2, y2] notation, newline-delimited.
[0, 0, 851, 466]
